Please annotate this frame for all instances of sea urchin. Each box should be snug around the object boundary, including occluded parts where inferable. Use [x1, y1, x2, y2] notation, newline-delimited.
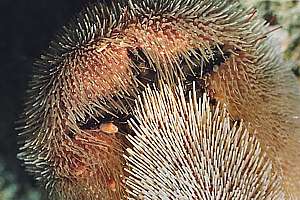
[17, 0, 300, 199]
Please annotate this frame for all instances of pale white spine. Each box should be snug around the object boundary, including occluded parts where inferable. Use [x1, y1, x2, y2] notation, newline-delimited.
[124, 83, 284, 200]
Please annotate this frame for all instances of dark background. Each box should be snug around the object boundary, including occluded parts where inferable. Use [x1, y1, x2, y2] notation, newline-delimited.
[0, 0, 90, 198]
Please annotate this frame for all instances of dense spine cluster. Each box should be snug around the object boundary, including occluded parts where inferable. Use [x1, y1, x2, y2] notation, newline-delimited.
[125, 83, 284, 199]
[17, 0, 300, 199]
[208, 39, 300, 197]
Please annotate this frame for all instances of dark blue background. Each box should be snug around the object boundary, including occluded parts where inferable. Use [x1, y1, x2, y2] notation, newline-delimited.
[0, 0, 88, 197]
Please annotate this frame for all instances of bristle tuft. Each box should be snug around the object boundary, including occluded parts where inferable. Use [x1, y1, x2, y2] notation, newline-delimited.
[125, 83, 284, 199]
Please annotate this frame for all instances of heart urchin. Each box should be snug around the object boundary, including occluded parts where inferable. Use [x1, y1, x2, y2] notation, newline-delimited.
[17, 0, 300, 199]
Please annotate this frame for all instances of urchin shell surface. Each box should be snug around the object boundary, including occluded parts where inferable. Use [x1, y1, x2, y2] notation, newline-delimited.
[17, 0, 300, 199]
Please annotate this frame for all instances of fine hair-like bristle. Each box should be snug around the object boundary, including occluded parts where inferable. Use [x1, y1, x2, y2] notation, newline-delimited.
[125, 83, 284, 199]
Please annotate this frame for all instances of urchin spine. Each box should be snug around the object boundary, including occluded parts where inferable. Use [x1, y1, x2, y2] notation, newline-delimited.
[125, 83, 284, 199]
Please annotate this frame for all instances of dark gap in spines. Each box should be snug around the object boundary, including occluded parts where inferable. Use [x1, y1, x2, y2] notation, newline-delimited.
[127, 47, 158, 88]
[76, 111, 135, 149]
[182, 46, 231, 79]
[77, 112, 135, 135]
[292, 65, 300, 77]
[234, 119, 242, 127]
[210, 98, 218, 106]
[182, 46, 231, 99]
[66, 131, 76, 140]
[77, 114, 114, 131]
